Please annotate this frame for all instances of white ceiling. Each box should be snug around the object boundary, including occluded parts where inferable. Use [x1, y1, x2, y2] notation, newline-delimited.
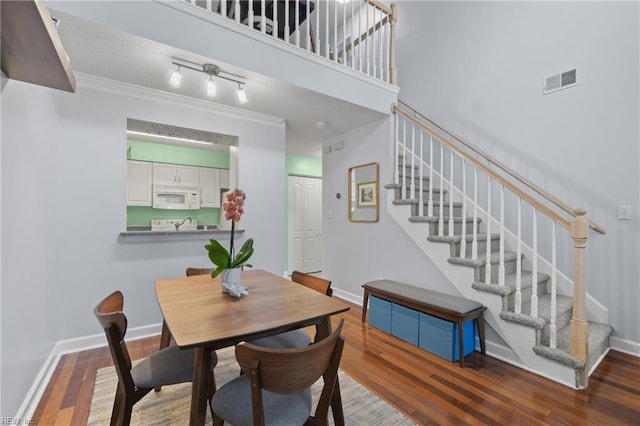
[51, 6, 385, 157]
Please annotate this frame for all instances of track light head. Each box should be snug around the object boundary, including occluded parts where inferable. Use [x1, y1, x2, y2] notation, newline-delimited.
[206, 77, 217, 97]
[237, 84, 248, 104]
[169, 66, 182, 88]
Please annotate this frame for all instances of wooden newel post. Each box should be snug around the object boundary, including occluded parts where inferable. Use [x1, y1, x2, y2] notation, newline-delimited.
[569, 208, 589, 379]
[389, 3, 397, 85]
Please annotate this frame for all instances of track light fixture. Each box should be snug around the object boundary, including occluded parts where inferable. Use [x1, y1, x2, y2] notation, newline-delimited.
[169, 65, 183, 88]
[237, 84, 248, 104]
[169, 58, 248, 104]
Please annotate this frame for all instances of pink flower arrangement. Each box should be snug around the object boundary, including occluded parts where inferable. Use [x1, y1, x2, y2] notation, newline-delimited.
[223, 189, 246, 222]
[205, 189, 254, 277]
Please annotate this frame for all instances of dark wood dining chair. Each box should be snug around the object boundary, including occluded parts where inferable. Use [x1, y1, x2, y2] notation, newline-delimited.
[94, 290, 217, 426]
[211, 319, 345, 426]
[248, 271, 333, 349]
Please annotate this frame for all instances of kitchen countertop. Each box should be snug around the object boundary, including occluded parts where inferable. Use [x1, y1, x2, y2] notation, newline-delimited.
[120, 227, 245, 237]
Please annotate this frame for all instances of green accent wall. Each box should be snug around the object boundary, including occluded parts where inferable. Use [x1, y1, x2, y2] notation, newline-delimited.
[128, 139, 229, 168]
[127, 207, 220, 228]
[127, 139, 229, 228]
[284, 155, 322, 272]
[286, 155, 322, 177]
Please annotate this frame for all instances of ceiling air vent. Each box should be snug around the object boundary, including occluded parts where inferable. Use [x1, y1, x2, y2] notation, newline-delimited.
[543, 68, 577, 95]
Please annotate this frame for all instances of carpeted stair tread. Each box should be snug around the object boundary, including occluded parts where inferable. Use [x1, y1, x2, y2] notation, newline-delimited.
[393, 198, 455, 206]
[472, 271, 550, 296]
[532, 322, 613, 370]
[448, 251, 520, 267]
[409, 215, 479, 223]
[427, 232, 500, 244]
[500, 294, 573, 327]
[385, 183, 447, 194]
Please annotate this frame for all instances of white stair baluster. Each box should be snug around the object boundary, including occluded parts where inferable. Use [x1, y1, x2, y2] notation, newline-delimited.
[410, 124, 415, 200]
[531, 208, 539, 318]
[472, 167, 478, 260]
[261, 0, 266, 33]
[418, 131, 424, 217]
[249, 0, 254, 31]
[427, 135, 434, 217]
[274, 0, 279, 42]
[401, 119, 406, 200]
[498, 185, 505, 286]
[307, 0, 312, 51]
[438, 145, 444, 236]
[460, 160, 467, 259]
[515, 197, 522, 313]
[485, 177, 492, 283]
[550, 221, 557, 348]
[286, 0, 291, 43]
[333, 0, 337, 61]
[296, 0, 301, 47]
[350, 0, 355, 68]
[448, 151, 454, 236]
[364, 2, 369, 74]
[394, 112, 399, 186]
[315, 0, 319, 56]
[235, 0, 241, 23]
[372, 7, 377, 78]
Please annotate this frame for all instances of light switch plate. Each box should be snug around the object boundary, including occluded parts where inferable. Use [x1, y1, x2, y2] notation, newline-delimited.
[617, 205, 632, 220]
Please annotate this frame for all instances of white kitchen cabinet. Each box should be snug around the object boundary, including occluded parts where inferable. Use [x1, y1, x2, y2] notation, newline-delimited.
[153, 163, 199, 187]
[200, 167, 221, 208]
[220, 168, 230, 190]
[127, 160, 152, 206]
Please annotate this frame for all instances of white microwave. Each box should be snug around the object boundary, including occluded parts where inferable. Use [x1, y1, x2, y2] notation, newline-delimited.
[153, 185, 200, 210]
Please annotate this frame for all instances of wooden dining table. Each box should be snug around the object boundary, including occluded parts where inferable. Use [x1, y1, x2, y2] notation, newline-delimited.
[155, 269, 351, 426]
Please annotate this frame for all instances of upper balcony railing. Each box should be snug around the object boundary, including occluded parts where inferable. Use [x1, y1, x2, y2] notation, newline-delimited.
[185, 0, 397, 84]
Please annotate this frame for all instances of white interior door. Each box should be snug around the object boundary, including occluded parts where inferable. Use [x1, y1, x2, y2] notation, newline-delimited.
[288, 175, 322, 274]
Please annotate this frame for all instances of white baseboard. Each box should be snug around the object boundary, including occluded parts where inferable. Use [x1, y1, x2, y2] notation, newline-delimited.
[16, 323, 162, 421]
[610, 336, 640, 356]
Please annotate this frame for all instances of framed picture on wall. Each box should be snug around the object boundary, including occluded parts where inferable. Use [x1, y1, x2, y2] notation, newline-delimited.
[357, 182, 376, 207]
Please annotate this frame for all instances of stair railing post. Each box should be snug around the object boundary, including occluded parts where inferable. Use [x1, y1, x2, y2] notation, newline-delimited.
[570, 208, 589, 384]
[388, 3, 397, 85]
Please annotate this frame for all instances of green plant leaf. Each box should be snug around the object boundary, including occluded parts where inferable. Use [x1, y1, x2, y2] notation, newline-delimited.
[205, 239, 230, 268]
[211, 265, 225, 279]
[230, 238, 254, 268]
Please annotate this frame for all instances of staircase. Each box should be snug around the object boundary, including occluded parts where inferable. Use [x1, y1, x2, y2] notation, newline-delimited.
[386, 101, 612, 389]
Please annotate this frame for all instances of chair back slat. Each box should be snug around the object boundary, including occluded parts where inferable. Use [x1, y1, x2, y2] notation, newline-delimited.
[235, 319, 344, 395]
[186, 267, 214, 276]
[94, 291, 135, 390]
[291, 270, 333, 296]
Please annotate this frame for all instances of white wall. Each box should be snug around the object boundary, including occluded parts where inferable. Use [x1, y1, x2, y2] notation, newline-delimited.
[0, 77, 285, 416]
[395, 1, 640, 345]
[323, 117, 462, 297]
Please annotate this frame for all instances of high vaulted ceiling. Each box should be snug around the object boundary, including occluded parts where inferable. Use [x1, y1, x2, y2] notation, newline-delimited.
[49, 5, 388, 157]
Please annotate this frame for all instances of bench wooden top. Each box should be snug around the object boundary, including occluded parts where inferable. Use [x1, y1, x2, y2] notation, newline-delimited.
[363, 279, 484, 315]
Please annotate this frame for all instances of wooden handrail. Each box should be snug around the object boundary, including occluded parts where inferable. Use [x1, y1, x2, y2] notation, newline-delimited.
[363, 0, 393, 15]
[395, 101, 605, 235]
[394, 104, 572, 231]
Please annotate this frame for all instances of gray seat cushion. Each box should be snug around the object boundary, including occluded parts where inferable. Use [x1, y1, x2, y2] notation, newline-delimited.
[131, 346, 217, 388]
[212, 375, 312, 426]
[248, 329, 311, 349]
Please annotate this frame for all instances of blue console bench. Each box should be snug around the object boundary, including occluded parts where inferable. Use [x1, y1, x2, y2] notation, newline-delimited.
[362, 279, 486, 367]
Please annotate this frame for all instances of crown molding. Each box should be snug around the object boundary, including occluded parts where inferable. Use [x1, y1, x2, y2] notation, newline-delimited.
[75, 72, 286, 127]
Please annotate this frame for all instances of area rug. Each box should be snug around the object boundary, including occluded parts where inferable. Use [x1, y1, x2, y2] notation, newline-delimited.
[88, 346, 415, 425]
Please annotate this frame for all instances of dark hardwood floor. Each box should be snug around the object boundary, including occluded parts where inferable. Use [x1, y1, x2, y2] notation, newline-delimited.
[33, 299, 640, 425]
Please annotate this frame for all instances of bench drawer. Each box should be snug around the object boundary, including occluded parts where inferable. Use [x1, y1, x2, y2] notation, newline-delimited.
[391, 304, 420, 345]
[419, 313, 475, 362]
[369, 296, 392, 333]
